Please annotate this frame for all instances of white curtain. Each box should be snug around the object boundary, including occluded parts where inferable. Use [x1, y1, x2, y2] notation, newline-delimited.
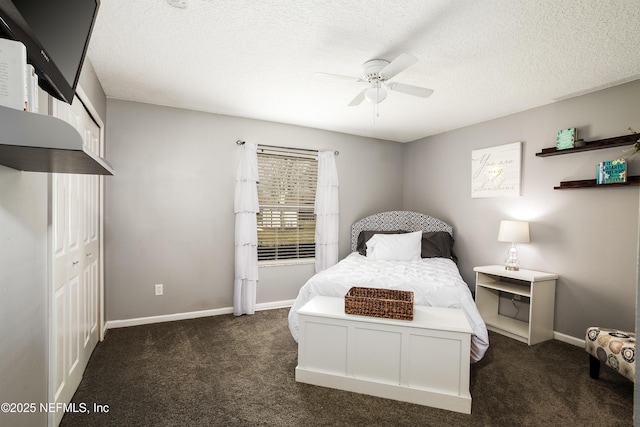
[315, 151, 339, 272]
[234, 143, 259, 316]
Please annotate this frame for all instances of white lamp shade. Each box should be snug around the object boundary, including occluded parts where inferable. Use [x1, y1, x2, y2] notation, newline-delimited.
[498, 220, 530, 243]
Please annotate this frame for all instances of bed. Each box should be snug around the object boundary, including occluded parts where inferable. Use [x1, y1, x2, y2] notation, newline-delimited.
[288, 211, 489, 363]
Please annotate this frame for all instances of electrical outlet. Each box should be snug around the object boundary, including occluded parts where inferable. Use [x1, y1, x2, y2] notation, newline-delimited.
[155, 284, 163, 296]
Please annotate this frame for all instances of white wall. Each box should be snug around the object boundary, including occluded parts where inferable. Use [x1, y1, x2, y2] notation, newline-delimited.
[403, 80, 640, 339]
[104, 99, 404, 321]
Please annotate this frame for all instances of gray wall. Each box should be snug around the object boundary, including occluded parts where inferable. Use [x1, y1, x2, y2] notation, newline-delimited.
[77, 59, 107, 122]
[403, 79, 640, 339]
[107, 81, 640, 340]
[104, 99, 404, 321]
[0, 59, 107, 427]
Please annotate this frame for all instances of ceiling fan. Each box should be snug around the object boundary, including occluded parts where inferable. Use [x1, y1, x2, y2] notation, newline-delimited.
[314, 53, 434, 106]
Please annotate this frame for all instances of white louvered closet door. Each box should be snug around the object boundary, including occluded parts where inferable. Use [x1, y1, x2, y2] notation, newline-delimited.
[49, 96, 102, 427]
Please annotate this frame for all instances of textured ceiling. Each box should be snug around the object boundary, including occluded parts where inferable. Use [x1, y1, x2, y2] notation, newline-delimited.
[87, 0, 640, 143]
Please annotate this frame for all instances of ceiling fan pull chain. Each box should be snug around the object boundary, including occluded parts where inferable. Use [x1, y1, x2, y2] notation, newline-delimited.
[372, 101, 377, 125]
[376, 83, 381, 118]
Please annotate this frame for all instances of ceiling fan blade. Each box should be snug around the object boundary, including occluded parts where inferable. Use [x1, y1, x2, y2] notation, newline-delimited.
[380, 53, 418, 79]
[313, 72, 364, 83]
[348, 89, 366, 106]
[386, 82, 434, 98]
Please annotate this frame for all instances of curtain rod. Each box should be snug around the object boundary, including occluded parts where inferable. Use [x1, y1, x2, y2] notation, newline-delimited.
[235, 140, 339, 156]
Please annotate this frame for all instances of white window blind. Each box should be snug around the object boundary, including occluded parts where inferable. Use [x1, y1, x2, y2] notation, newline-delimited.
[257, 151, 318, 261]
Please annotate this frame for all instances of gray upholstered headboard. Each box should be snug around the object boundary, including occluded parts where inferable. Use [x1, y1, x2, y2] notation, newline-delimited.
[350, 211, 454, 252]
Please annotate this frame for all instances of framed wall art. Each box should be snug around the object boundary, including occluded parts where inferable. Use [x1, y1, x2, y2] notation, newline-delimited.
[471, 141, 522, 198]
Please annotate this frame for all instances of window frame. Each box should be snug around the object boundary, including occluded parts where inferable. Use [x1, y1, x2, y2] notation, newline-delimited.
[256, 149, 318, 266]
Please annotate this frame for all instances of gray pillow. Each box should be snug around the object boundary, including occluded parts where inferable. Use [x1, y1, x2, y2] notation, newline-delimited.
[421, 231, 456, 261]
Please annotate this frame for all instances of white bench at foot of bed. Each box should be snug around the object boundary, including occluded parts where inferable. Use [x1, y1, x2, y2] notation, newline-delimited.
[295, 296, 473, 414]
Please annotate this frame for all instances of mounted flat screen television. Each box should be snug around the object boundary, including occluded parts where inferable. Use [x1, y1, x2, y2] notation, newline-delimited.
[0, 0, 100, 104]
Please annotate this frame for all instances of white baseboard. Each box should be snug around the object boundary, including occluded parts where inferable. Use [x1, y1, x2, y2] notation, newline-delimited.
[554, 330, 584, 347]
[105, 299, 295, 330]
[254, 299, 296, 311]
[105, 303, 586, 349]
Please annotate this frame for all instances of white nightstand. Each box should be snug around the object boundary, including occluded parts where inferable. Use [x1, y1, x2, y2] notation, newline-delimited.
[474, 265, 558, 345]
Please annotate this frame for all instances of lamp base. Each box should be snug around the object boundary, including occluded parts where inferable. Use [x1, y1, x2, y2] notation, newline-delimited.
[504, 243, 520, 271]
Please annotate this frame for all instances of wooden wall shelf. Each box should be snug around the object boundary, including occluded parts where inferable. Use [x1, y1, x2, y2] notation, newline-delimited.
[554, 175, 640, 190]
[536, 133, 637, 157]
[537, 132, 639, 190]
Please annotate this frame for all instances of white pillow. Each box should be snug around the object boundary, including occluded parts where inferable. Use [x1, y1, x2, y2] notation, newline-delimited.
[365, 231, 422, 262]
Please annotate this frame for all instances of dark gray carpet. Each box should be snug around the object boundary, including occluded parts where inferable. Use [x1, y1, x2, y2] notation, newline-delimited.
[60, 308, 633, 426]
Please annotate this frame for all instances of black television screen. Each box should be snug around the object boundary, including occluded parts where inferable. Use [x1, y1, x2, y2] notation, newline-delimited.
[0, 0, 100, 104]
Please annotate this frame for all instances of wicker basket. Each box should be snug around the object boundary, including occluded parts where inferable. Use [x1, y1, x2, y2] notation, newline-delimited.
[344, 287, 414, 320]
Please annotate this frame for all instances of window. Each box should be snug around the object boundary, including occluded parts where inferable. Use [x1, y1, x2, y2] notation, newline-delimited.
[256, 151, 317, 262]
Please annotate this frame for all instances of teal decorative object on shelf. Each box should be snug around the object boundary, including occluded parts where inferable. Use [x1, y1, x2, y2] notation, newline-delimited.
[597, 158, 627, 184]
[556, 128, 583, 150]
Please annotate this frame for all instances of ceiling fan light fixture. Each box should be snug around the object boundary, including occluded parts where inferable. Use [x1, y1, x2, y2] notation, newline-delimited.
[315, 53, 432, 109]
[364, 84, 387, 104]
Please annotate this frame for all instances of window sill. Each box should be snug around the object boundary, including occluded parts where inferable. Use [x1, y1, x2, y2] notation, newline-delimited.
[258, 258, 315, 268]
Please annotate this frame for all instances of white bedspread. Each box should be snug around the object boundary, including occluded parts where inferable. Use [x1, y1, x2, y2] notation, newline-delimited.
[288, 252, 489, 362]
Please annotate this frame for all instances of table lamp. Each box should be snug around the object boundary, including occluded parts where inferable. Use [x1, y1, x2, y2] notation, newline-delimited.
[498, 220, 530, 271]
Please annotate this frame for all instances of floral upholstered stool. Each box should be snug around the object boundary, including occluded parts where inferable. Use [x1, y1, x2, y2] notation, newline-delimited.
[585, 327, 635, 382]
